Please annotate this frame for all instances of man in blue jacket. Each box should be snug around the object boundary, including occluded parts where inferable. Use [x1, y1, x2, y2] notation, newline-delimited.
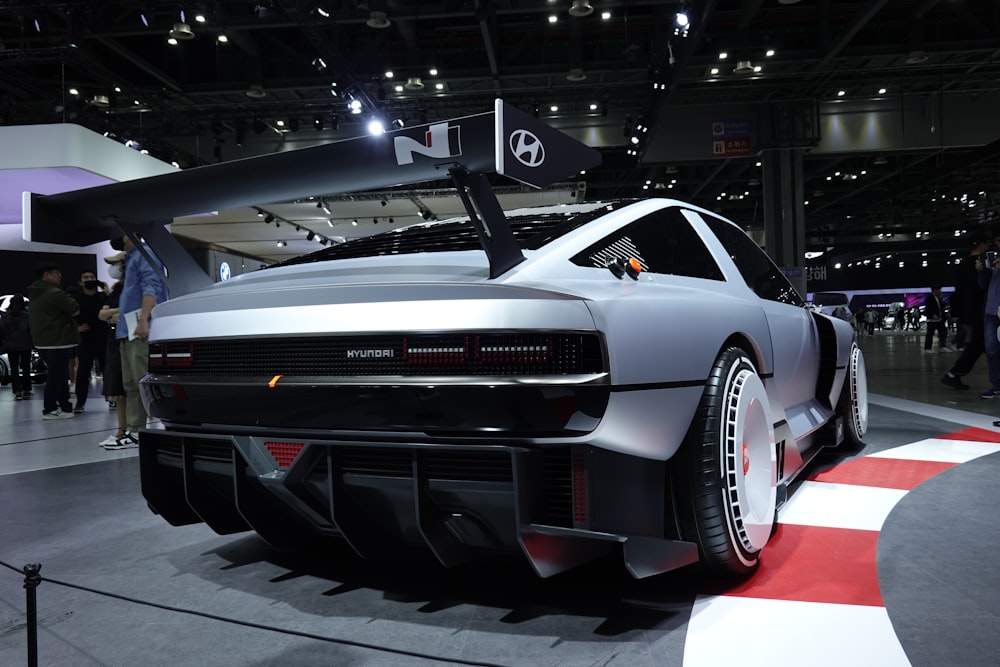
[113, 234, 169, 446]
[28, 263, 80, 418]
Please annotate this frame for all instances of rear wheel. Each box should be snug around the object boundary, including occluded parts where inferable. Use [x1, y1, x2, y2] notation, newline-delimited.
[673, 347, 777, 576]
[837, 342, 868, 451]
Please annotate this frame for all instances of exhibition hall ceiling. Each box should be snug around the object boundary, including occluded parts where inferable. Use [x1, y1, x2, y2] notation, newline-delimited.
[1, 1, 999, 263]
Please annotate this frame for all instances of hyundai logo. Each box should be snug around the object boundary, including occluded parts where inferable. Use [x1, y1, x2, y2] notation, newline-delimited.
[509, 129, 545, 168]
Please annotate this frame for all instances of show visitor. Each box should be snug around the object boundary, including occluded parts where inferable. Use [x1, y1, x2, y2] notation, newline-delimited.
[27, 262, 80, 419]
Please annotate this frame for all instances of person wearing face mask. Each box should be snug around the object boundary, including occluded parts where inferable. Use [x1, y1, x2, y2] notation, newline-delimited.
[72, 269, 109, 413]
[98, 253, 129, 447]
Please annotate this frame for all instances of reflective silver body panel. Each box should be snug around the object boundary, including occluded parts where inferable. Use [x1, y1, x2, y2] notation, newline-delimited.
[140, 199, 861, 577]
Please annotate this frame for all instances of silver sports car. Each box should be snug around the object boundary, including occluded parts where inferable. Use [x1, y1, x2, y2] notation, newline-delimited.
[24, 100, 867, 578]
[138, 198, 868, 579]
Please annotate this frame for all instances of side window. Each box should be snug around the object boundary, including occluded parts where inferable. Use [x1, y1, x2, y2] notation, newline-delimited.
[571, 207, 723, 280]
[701, 213, 803, 306]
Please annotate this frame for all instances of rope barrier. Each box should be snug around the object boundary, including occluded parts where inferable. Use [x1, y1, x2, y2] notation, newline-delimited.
[0, 558, 506, 667]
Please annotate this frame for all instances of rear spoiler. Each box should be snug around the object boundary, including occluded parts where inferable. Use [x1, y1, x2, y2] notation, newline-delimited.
[24, 99, 601, 295]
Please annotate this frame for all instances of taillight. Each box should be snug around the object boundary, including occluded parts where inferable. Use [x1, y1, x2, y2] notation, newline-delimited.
[264, 441, 305, 469]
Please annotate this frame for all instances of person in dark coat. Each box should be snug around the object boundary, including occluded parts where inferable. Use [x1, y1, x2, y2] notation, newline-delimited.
[72, 269, 109, 412]
[942, 237, 991, 389]
[27, 262, 80, 418]
[0, 294, 33, 399]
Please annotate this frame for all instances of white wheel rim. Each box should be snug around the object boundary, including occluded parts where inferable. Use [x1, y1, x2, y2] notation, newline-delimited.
[850, 345, 869, 436]
[722, 361, 776, 562]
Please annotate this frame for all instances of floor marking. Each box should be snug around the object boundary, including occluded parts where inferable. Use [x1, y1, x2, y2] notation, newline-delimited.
[684, 597, 910, 666]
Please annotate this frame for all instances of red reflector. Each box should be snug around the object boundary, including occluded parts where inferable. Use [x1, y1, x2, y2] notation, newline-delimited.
[571, 449, 587, 526]
[264, 441, 305, 469]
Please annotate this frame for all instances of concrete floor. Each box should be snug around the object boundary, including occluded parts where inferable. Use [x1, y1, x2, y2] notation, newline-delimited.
[1, 330, 998, 666]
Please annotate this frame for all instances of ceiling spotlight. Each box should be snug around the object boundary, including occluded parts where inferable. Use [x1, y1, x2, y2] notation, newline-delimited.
[366, 11, 390, 28]
[380, 200, 388, 206]
[312, 57, 327, 71]
[352, 219, 358, 226]
[373, 218, 379, 224]
[349, 99, 362, 114]
[315, 6, 331, 18]
[569, 1, 594, 17]
[167, 36, 178, 45]
[837, 89, 846, 97]
[389, 218, 394, 224]
[765, 49, 775, 57]
[140, 11, 149, 27]
[194, 14, 206, 23]
[169, 23, 194, 40]
[276, 240, 286, 247]
[675, 12, 689, 28]
[264, 214, 275, 223]
[306, 231, 315, 241]
[217, 34, 228, 43]
[368, 119, 385, 135]
[313, 114, 324, 130]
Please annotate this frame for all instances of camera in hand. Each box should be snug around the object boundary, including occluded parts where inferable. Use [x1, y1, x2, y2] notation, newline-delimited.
[985, 251, 999, 267]
[83, 280, 101, 290]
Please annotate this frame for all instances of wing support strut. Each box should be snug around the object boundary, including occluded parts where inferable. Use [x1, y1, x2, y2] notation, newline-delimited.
[449, 167, 526, 279]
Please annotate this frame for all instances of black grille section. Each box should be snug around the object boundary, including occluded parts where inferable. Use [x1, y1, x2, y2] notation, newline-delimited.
[188, 439, 233, 463]
[149, 332, 604, 377]
[341, 448, 413, 478]
[538, 448, 573, 528]
[423, 451, 512, 483]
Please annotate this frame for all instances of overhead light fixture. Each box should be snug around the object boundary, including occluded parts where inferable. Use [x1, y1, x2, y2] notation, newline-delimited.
[352, 219, 358, 226]
[368, 119, 385, 135]
[548, 15, 558, 24]
[167, 36, 178, 45]
[316, 6, 331, 18]
[276, 240, 286, 247]
[312, 57, 327, 71]
[380, 200, 388, 207]
[366, 11, 390, 28]
[836, 89, 846, 97]
[349, 99, 362, 114]
[140, 11, 149, 27]
[384, 70, 394, 78]
[601, 11, 611, 20]
[428, 67, 438, 76]
[264, 214, 275, 223]
[566, 68, 586, 81]
[568, 1, 594, 17]
[194, 14, 207, 24]
[169, 23, 194, 40]
[734, 60, 754, 74]
[404, 77, 424, 90]
[306, 231, 315, 241]
[217, 33, 228, 43]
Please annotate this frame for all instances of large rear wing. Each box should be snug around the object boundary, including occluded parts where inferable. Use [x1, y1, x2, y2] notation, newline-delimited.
[23, 99, 601, 295]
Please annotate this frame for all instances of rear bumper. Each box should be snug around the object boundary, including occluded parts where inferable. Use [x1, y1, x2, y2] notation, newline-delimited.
[139, 429, 699, 578]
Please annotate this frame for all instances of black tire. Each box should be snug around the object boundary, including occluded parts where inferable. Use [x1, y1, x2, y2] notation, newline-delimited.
[672, 347, 777, 576]
[837, 342, 868, 451]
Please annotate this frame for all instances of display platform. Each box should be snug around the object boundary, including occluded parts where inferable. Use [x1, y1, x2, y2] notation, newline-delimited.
[1, 332, 998, 666]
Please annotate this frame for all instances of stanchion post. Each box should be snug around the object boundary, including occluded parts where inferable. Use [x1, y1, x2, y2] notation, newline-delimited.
[23, 563, 41, 667]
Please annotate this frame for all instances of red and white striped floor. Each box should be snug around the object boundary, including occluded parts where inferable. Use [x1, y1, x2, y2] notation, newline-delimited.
[683, 427, 1000, 666]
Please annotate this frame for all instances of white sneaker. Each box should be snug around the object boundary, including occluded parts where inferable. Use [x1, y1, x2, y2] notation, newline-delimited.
[922, 349, 936, 354]
[103, 432, 139, 450]
[99, 434, 123, 447]
[42, 409, 74, 420]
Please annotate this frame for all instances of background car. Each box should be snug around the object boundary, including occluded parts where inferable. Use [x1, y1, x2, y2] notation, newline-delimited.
[137, 199, 868, 581]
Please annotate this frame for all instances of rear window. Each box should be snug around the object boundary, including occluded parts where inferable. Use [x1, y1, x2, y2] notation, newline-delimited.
[272, 202, 630, 269]
[571, 207, 723, 280]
